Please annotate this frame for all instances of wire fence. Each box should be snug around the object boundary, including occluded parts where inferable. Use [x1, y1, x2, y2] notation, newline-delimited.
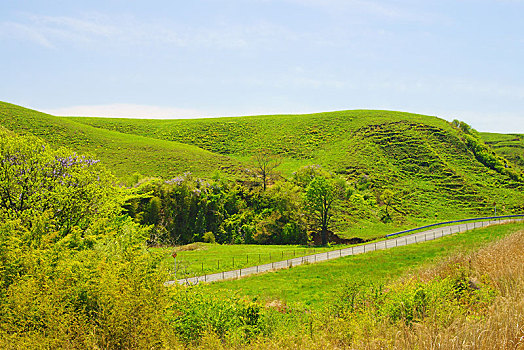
[166, 215, 524, 286]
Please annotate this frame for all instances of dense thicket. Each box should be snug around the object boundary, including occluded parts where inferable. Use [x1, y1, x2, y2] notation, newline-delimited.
[0, 129, 266, 348]
[124, 167, 344, 245]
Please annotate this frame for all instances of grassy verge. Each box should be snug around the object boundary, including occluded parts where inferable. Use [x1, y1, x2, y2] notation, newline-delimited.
[152, 243, 350, 278]
[203, 222, 524, 309]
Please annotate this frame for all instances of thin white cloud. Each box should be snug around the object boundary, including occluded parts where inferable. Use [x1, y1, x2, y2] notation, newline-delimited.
[0, 12, 296, 50]
[0, 21, 54, 47]
[45, 104, 211, 119]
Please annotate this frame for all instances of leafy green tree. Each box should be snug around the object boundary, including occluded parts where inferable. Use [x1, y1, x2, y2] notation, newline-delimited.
[305, 176, 338, 245]
[0, 128, 118, 237]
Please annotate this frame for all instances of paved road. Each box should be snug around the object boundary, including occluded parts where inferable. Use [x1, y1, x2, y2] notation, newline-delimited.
[165, 218, 522, 286]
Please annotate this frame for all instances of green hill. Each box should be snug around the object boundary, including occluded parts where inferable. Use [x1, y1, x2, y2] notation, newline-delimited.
[0, 102, 239, 180]
[67, 110, 524, 218]
[480, 132, 524, 169]
[1, 101, 523, 238]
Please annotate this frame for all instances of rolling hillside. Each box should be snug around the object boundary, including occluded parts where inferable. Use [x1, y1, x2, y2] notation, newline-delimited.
[67, 109, 524, 219]
[0, 102, 239, 180]
[1, 101, 523, 236]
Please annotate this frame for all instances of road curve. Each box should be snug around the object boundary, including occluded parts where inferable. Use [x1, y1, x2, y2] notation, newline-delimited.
[165, 218, 523, 286]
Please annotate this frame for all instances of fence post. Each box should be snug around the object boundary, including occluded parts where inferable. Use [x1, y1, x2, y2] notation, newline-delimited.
[232, 257, 234, 268]
[352, 246, 354, 254]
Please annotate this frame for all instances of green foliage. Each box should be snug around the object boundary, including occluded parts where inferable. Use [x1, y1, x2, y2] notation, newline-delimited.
[167, 287, 264, 344]
[304, 172, 346, 245]
[0, 128, 120, 237]
[202, 231, 216, 243]
[125, 174, 308, 245]
[330, 263, 496, 328]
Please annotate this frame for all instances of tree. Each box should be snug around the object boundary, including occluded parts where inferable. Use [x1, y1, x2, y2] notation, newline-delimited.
[305, 176, 337, 245]
[0, 128, 118, 237]
[380, 189, 395, 222]
[252, 149, 281, 191]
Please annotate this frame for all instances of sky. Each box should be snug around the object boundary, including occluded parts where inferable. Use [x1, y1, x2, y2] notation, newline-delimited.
[1, 0, 523, 133]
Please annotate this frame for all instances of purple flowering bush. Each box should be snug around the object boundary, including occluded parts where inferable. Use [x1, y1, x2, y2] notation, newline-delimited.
[0, 128, 119, 237]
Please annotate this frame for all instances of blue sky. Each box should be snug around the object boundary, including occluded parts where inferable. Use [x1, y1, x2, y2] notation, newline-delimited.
[1, 0, 523, 133]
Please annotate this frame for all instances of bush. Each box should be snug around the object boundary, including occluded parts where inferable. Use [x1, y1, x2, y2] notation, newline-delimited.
[202, 231, 216, 243]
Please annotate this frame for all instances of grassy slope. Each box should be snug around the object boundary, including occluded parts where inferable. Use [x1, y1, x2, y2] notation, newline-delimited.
[203, 222, 524, 310]
[69, 110, 524, 225]
[481, 131, 524, 169]
[0, 101, 239, 179]
[2, 101, 523, 237]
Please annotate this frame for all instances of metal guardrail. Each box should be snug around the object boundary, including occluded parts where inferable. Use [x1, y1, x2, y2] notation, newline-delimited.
[385, 214, 524, 238]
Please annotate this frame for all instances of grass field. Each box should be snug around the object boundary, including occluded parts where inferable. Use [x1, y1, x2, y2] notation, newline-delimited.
[153, 243, 342, 278]
[156, 219, 508, 278]
[201, 222, 524, 309]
